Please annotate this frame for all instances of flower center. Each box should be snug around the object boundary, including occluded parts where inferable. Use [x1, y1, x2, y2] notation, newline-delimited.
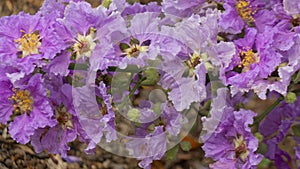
[187, 52, 201, 69]
[73, 29, 96, 60]
[236, 0, 255, 23]
[234, 136, 249, 161]
[124, 45, 149, 58]
[238, 49, 259, 72]
[291, 16, 300, 27]
[119, 38, 150, 58]
[10, 89, 34, 114]
[14, 31, 41, 58]
[55, 105, 73, 127]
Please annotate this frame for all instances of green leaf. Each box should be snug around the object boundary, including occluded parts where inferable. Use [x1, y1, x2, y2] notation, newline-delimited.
[257, 142, 268, 154]
[165, 145, 179, 161]
[153, 103, 162, 115]
[285, 92, 297, 104]
[130, 37, 140, 45]
[102, 0, 112, 8]
[292, 124, 300, 137]
[254, 132, 264, 142]
[141, 68, 160, 86]
[127, 108, 141, 122]
[180, 141, 192, 152]
[119, 43, 130, 51]
[126, 0, 137, 4]
[292, 71, 300, 83]
[257, 157, 271, 168]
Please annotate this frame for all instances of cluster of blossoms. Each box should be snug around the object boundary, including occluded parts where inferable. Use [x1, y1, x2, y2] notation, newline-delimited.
[0, 0, 300, 168]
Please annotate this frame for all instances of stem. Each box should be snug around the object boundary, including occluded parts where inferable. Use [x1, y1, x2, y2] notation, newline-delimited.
[251, 96, 283, 128]
[128, 77, 147, 98]
[291, 88, 300, 94]
[116, 76, 147, 111]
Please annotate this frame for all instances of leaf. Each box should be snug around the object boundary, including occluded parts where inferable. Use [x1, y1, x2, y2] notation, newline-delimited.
[257, 157, 271, 168]
[127, 108, 141, 122]
[292, 124, 300, 137]
[102, 0, 112, 8]
[119, 43, 130, 51]
[165, 145, 178, 161]
[180, 141, 192, 152]
[130, 37, 140, 45]
[285, 92, 297, 104]
[141, 68, 160, 86]
[292, 70, 300, 83]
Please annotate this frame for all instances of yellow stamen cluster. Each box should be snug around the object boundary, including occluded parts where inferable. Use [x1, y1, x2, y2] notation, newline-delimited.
[187, 52, 201, 68]
[124, 45, 149, 58]
[10, 89, 34, 114]
[73, 28, 97, 60]
[238, 49, 259, 72]
[14, 31, 41, 57]
[236, 0, 255, 23]
[234, 136, 249, 161]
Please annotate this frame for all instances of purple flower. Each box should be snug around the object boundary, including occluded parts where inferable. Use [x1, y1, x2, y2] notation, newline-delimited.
[126, 126, 167, 169]
[114, 12, 162, 69]
[54, 1, 126, 71]
[0, 66, 18, 124]
[31, 108, 89, 157]
[0, 13, 65, 74]
[46, 51, 71, 76]
[259, 97, 300, 167]
[121, 2, 161, 17]
[201, 88, 262, 169]
[161, 9, 236, 69]
[219, 0, 276, 34]
[162, 0, 205, 18]
[161, 102, 186, 136]
[39, 0, 83, 18]
[73, 82, 116, 152]
[159, 11, 240, 111]
[220, 25, 296, 98]
[295, 137, 300, 166]
[31, 126, 77, 157]
[0, 72, 56, 144]
[167, 63, 207, 111]
[223, 25, 299, 99]
[30, 75, 88, 157]
[55, 1, 104, 60]
[283, 0, 300, 15]
[158, 59, 186, 89]
[218, 1, 245, 34]
[222, 28, 261, 88]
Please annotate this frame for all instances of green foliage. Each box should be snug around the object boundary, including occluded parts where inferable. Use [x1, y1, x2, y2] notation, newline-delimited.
[285, 92, 297, 104]
[127, 108, 141, 122]
[165, 145, 179, 161]
[141, 68, 160, 86]
[257, 158, 271, 169]
[102, 0, 112, 8]
[119, 43, 130, 51]
[180, 141, 192, 152]
[292, 124, 300, 137]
